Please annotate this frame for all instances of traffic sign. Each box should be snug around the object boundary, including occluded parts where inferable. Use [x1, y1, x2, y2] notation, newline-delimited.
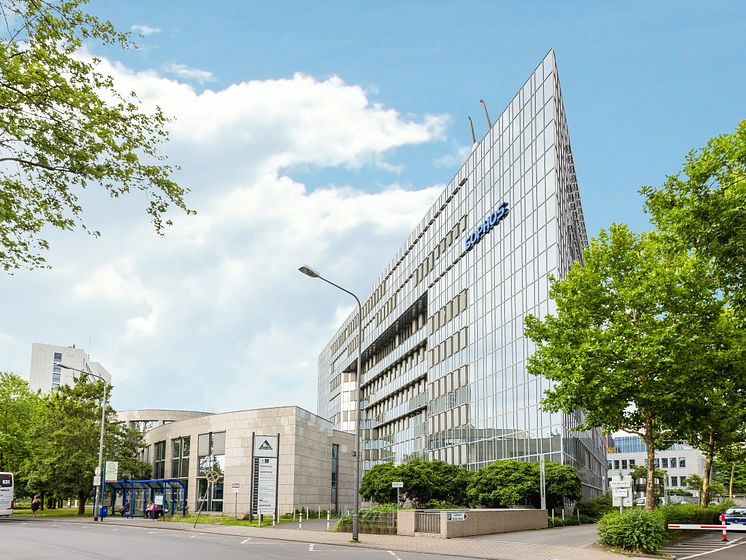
[392, 481, 403, 488]
[94, 466, 101, 476]
[447, 512, 468, 521]
[92, 476, 101, 487]
[205, 470, 221, 483]
[231, 482, 240, 489]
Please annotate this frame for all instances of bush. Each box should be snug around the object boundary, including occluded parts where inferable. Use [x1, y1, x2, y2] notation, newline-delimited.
[575, 495, 614, 522]
[597, 509, 666, 554]
[660, 503, 721, 526]
[334, 505, 397, 533]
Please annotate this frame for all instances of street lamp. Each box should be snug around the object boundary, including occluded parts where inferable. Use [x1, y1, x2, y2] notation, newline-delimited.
[299, 264, 363, 542]
[59, 363, 108, 522]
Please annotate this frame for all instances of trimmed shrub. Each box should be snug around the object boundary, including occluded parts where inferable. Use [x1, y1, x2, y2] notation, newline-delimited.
[597, 509, 666, 554]
[660, 503, 721, 526]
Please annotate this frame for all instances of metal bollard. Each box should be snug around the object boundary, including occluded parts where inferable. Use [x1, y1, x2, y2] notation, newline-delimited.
[272, 513, 275, 527]
[326, 510, 330, 531]
[258, 513, 262, 527]
[299, 511, 303, 530]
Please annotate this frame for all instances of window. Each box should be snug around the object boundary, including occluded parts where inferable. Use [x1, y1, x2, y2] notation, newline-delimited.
[670, 457, 677, 468]
[680, 476, 687, 486]
[670, 477, 678, 487]
[662, 458, 669, 469]
[630, 459, 636, 467]
[621, 459, 628, 470]
[613, 460, 620, 470]
[171, 437, 190, 479]
[331, 444, 339, 512]
[153, 441, 166, 478]
[197, 432, 225, 512]
[679, 457, 686, 468]
[52, 352, 62, 387]
[607, 460, 612, 470]
[654, 458, 659, 468]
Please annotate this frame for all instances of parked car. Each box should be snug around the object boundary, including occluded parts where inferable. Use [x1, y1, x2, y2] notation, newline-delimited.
[723, 507, 746, 525]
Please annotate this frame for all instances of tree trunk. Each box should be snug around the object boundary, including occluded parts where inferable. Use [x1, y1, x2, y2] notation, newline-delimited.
[77, 492, 87, 515]
[40, 491, 45, 511]
[644, 415, 656, 511]
[729, 462, 736, 500]
[700, 428, 716, 507]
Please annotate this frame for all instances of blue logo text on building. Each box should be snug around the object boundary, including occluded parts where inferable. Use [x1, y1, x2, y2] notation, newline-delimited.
[465, 202, 509, 251]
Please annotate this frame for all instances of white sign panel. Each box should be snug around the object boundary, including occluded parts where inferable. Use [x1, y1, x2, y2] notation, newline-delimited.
[256, 457, 277, 514]
[104, 461, 119, 482]
[447, 512, 468, 521]
[392, 481, 403, 488]
[254, 435, 279, 458]
[154, 494, 164, 506]
[92, 476, 101, 487]
[613, 488, 629, 498]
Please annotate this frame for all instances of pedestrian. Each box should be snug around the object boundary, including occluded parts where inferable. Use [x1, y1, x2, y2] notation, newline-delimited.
[118, 500, 129, 517]
[145, 500, 155, 520]
[31, 495, 41, 517]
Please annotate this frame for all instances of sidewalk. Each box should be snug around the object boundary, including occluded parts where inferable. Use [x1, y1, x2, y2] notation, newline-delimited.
[46, 515, 638, 560]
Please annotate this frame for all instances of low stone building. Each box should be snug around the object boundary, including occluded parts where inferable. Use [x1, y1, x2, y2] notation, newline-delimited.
[125, 406, 355, 518]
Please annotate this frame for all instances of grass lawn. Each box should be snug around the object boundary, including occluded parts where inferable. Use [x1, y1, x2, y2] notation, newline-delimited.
[12, 504, 92, 518]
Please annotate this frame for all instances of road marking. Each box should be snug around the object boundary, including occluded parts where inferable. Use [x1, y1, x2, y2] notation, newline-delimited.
[241, 537, 252, 544]
[309, 543, 315, 551]
[387, 550, 402, 560]
[678, 536, 745, 559]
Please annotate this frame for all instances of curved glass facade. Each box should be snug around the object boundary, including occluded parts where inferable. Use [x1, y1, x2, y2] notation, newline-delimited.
[317, 50, 607, 497]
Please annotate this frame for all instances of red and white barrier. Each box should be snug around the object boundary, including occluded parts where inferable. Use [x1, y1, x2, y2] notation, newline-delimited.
[667, 515, 746, 542]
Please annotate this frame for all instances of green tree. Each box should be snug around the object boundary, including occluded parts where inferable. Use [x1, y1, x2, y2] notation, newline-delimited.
[24, 376, 149, 514]
[714, 443, 746, 498]
[544, 462, 582, 510]
[0, 0, 192, 271]
[0, 372, 41, 495]
[467, 460, 539, 508]
[642, 120, 746, 315]
[525, 225, 723, 510]
[398, 457, 472, 506]
[359, 462, 398, 504]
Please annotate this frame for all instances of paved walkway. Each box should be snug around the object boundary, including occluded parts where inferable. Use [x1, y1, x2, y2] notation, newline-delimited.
[41, 516, 639, 560]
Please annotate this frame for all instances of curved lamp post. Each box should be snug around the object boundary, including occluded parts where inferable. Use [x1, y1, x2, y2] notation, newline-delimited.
[299, 265, 362, 542]
[59, 363, 108, 522]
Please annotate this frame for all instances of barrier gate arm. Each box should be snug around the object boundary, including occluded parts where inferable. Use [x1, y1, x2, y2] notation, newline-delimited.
[667, 516, 746, 542]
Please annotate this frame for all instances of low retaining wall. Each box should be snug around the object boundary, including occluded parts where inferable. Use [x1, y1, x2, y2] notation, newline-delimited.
[398, 509, 548, 539]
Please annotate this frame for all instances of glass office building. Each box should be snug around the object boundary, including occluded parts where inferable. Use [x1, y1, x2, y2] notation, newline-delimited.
[317, 50, 606, 497]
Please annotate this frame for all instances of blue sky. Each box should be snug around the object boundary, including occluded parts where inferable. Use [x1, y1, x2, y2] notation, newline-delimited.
[1, 1, 744, 413]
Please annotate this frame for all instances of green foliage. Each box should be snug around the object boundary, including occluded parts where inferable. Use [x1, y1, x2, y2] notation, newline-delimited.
[467, 460, 539, 507]
[714, 444, 746, 495]
[359, 462, 398, 504]
[335, 505, 397, 534]
[660, 503, 721, 525]
[0, 373, 41, 495]
[575, 495, 614, 522]
[0, 0, 193, 271]
[642, 119, 746, 314]
[23, 376, 150, 513]
[544, 462, 582, 509]
[525, 224, 728, 509]
[597, 509, 666, 554]
[360, 458, 472, 507]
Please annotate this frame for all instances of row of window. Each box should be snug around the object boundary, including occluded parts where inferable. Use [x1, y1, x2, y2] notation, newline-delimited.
[413, 216, 467, 287]
[428, 289, 468, 334]
[363, 346, 427, 406]
[428, 365, 469, 401]
[51, 352, 62, 388]
[429, 327, 468, 366]
[608, 456, 687, 470]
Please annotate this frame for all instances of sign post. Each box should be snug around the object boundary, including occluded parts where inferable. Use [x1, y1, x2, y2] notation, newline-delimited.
[610, 479, 632, 515]
[232, 482, 240, 520]
[392, 481, 403, 513]
[251, 435, 279, 521]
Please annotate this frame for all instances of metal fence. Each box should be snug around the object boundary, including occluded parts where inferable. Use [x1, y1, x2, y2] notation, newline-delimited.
[415, 511, 440, 534]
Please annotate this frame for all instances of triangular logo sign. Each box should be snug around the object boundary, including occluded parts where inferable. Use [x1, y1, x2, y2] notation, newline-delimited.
[258, 439, 273, 450]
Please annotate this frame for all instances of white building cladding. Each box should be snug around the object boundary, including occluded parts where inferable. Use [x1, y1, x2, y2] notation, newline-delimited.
[317, 50, 607, 497]
[28, 342, 111, 393]
[140, 406, 355, 517]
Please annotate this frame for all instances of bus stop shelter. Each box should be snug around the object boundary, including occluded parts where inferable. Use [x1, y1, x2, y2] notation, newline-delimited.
[102, 479, 187, 518]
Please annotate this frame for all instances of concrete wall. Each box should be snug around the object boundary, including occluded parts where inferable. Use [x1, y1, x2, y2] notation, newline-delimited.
[398, 509, 548, 538]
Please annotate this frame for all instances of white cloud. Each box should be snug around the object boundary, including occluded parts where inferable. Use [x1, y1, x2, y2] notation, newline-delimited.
[165, 63, 216, 84]
[0, 56, 451, 413]
[131, 24, 161, 36]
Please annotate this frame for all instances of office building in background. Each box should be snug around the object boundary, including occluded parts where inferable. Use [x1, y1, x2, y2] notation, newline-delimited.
[28, 342, 111, 393]
[317, 50, 607, 497]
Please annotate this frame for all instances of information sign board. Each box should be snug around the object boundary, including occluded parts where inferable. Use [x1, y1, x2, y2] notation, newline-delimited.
[447, 512, 468, 521]
[392, 481, 403, 488]
[104, 461, 119, 482]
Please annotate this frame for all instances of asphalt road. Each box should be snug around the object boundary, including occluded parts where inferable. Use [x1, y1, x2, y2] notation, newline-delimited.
[1, 520, 468, 560]
[659, 533, 746, 559]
